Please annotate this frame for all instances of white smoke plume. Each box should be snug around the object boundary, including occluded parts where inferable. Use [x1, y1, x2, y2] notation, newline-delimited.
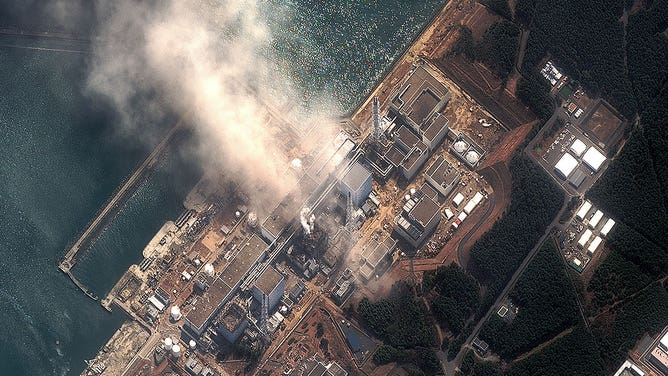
[299, 207, 311, 235]
[87, 0, 338, 208]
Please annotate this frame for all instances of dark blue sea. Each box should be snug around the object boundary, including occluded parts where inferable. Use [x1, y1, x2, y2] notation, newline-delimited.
[0, 1, 444, 374]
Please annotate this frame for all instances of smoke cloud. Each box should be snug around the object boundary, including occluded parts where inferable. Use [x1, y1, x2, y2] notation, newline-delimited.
[87, 0, 339, 208]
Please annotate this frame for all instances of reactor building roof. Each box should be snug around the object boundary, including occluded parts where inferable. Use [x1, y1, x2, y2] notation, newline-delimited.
[254, 266, 284, 296]
[217, 301, 246, 334]
[361, 236, 397, 269]
[425, 155, 461, 197]
[390, 66, 451, 146]
[554, 152, 578, 178]
[184, 277, 233, 333]
[341, 162, 372, 192]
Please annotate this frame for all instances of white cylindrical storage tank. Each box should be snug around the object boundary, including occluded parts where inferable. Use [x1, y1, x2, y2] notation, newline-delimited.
[409, 188, 416, 195]
[405, 194, 411, 201]
[171, 344, 181, 358]
[170, 306, 182, 321]
[163, 337, 173, 350]
[465, 151, 480, 165]
[189, 340, 197, 350]
[454, 140, 468, 153]
[204, 263, 214, 277]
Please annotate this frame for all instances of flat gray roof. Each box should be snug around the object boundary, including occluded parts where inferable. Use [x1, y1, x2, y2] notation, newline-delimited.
[185, 277, 233, 331]
[362, 237, 397, 267]
[409, 195, 440, 229]
[426, 155, 460, 187]
[254, 266, 284, 295]
[342, 162, 372, 192]
[219, 235, 267, 288]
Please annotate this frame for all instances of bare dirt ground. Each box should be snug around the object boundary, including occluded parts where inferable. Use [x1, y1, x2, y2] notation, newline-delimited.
[260, 305, 358, 375]
[580, 101, 625, 147]
[480, 121, 535, 168]
[426, 1, 537, 130]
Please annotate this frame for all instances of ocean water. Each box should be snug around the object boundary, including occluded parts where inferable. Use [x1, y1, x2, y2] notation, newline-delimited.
[0, 1, 444, 375]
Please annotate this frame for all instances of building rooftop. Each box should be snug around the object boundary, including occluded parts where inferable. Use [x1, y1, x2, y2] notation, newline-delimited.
[420, 182, 439, 201]
[218, 301, 246, 333]
[401, 146, 427, 172]
[408, 195, 440, 230]
[219, 235, 267, 288]
[185, 277, 233, 331]
[384, 145, 407, 167]
[555, 152, 578, 178]
[361, 237, 397, 268]
[612, 360, 645, 376]
[425, 156, 460, 191]
[254, 266, 284, 296]
[568, 168, 587, 188]
[391, 66, 450, 131]
[570, 138, 587, 156]
[394, 126, 421, 152]
[576, 200, 593, 220]
[341, 162, 372, 192]
[582, 146, 606, 172]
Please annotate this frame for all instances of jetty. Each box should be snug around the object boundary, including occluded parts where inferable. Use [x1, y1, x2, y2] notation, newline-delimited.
[59, 119, 185, 299]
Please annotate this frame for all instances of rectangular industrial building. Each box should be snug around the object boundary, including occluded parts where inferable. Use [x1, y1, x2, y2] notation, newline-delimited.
[391, 126, 430, 181]
[576, 201, 592, 220]
[589, 210, 604, 228]
[390, 66, 451, 151]
[453, 192, 465, 207]
[578, 229, 593, 247]
[582, 147, 606, 172]
[340, 162, 373, 208]
[601, 218, 616, 237]
[394, 190, 441, 247]
[359, 237, 397, 280]
[425, 156, 461, 198]
[570, 139, 587, 157]
[588, 236, 602, 255]
[184, 277, 233, 336]
[463, 192, 484, 214]
[554, 152, 578, 178]
[215, 301, 248, 343]
[253, 266, 285, 312]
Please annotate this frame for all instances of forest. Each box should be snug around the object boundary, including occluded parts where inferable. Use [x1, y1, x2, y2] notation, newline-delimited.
[479, 241, 579, 359]
[587, 250, 653, 314]
[358, 282, 440, 374]
[469, 155, 564, 309]
[456, 327, 605, 376]
[479, 0, 512, 20]
[423, 264, 480, 335]
[474, 20, 520, 80]
[515, 0, 635, 117]
[593, 284, 668, 372]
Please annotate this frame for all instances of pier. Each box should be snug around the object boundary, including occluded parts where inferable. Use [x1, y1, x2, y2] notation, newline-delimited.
[59, 119, 186, 298]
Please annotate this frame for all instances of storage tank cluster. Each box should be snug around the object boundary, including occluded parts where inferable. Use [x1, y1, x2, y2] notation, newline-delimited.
[163, 337, 183, 358]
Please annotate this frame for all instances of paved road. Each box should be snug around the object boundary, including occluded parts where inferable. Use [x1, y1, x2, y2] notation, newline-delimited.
[444, 194, 570, 374]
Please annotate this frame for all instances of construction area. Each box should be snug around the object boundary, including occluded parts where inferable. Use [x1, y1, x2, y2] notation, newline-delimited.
[78, 1, 545, 375]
